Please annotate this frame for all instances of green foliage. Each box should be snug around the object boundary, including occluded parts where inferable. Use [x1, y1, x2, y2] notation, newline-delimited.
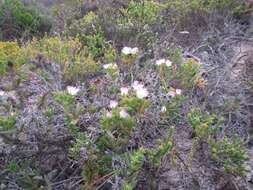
[0, 115, 15, 132]
[66, 11, 116, 61]
[70, 134, 114, 185]
[164, 95, 186, 120]
[121, 0, 163, 25]
[4, 160, 44, 190]
[146, 127, 174, 167]
[83, 32, 115, 60]
[211, 136, 247, 175]
[187, 108, 246, 175]
[17, 170, 43, 189]
[121, 97, 150, 114]
[157, 51, 201, 90]
[105, 0, 162, 50]
[165, 0, 247, 15]
[0, 0, 52, 40]
[121, 53, 139, 65]
[128, 149, 145, 173]
[175, 58, 201, 88]
[123, 128, 174, 189]
[68, 117, 115, 186]
[101, 109, 134, 136]
[165, 47, 183, 65]
[206, 0, 248, 14]
[66, 104, 83, 135]
[5, 160, 18, 172]
[67, 11, 100, 36]
[96, 134, 114, 151]
[53, 91, 75, 108]
[53, 91, 83, 135]
[137, 28, 157, 50]
[0, 41, 27, 75]
[26, 36, 99, 82]
[81, 153, 113, 185]
[43, 108, 54, 119]
[187, 108, 217, 138]
[16, 168, 43, 189]
[69, 133, 87, 159]
[122, 182, 134, 190]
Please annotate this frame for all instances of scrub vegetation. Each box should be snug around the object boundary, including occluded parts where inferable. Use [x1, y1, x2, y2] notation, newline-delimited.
[0, 0, 252, 189]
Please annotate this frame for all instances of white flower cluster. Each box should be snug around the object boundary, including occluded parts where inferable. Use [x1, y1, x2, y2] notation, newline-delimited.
[168, 89, 182, 97]
[119, 109, 130, 118]
[155, 59, 172, 67]
[66, 86, 80, 96]
[107, 98, 130, 118]
[0, 91, 5, 96]
[121, 47, 139, 55]
[103, 63, 118, 70]
[131, 81, 149, 99]
[109, 100, 118, 108]
[120, 87, 129, 96]
[106, 81, 149, 119]
[119, 81, 149, 99]
[160, 89, 182, 114]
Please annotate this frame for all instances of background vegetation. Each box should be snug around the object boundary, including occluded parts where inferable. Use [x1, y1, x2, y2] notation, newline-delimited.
[0, 0, 252, 189]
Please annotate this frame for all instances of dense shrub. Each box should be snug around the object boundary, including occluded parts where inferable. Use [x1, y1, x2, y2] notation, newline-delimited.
[25, 36, 99, 82]
[165, 0, 248, 15]
[0, 0, 52, 40]
[66, 11, 116, 61]
[0, 41, 28, 75]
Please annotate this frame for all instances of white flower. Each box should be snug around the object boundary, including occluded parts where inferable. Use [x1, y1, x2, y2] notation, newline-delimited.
[0, 91, 5, 96]
[179, 31, 190, 34]
[120, 87, 129, 96]
[103, 63, 118, 70]
[119, 109, 130, 118]
[106, 111, 113, 118]
[168, 90, 176, 97]
[155, 59, 172, 67]
[136, 87, 149, 99]
[161, 106, 167, 113]
[109, 100, 118, 108]
[121, 47, 132, 55]
[168, 89, 182, 97]
[131, 81, 144, 91]
[165, 60, 172, 67]
[131, 81, 148, 99]
[121, 47, 139, 55]
[155, 59, 166, 66]
[131, 47, 139, 55]
[176, 89, 182, 95]
[66, 86, 80, 96]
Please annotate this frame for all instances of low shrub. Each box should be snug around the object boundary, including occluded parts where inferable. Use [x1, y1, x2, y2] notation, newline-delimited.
[25, 36, 99, 82]
[187, 108, 217, 138]
[0, 0, 52, 40]
[187, 107, 247, 175]
[176, 59, 202, 88]
[165, 0, 247, 16]
[67, 11, 100, 37]
[0, 41, 27, 75]
[65, 11, 116, 61]
[0, 115, 15, 132]
[120, 0, 163, 26]
[211, 136, 247, 175]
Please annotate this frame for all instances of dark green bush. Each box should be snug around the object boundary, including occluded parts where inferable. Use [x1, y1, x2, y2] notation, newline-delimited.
[0, 0, 52, 40]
